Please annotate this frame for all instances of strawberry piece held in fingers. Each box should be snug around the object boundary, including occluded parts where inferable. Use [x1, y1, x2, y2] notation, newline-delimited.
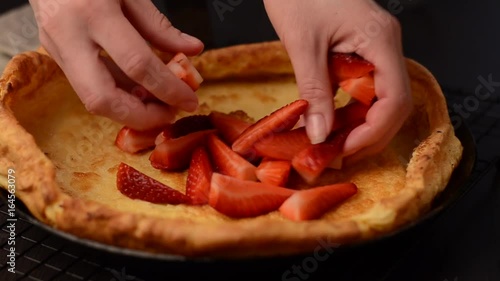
[339, 74, 376, 106]
[209, 173, 296, 218]
[331, 101, 370, 132]
[117, 162, 189, 204]
[279, 182, 358, 221]
[329, 53, 375, 82]
[166, 53, 204, 91]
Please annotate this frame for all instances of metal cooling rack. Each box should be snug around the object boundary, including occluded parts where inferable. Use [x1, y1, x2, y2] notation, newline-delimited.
[0, 88, 499, 281]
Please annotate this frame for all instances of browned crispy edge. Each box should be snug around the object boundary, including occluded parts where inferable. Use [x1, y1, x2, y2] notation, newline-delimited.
[0, 42, 462, 258]
[190, 41, 294, 80]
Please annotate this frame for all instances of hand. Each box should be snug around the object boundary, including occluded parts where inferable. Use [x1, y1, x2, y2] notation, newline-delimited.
[29, 0, 204, 130]
[264, 0, 412, 161]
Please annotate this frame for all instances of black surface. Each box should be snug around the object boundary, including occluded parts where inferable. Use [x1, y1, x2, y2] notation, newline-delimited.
[0, 1, 28, 14]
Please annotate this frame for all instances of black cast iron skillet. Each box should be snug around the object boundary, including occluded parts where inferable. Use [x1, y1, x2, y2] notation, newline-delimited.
[0, 119, 477, 280]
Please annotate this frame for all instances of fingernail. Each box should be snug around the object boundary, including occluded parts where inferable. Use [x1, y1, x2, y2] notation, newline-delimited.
[180, 100, 198, 112]
[306, 113, 327, 144]
[181, 33, 202, 44]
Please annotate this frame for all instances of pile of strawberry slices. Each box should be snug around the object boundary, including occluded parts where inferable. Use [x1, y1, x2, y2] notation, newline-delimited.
[114, 52, 376, 221]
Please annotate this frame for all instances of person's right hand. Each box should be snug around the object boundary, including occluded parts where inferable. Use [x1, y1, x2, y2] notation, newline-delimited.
[264, 0, 412, 163]
[29, 0, 204, 130]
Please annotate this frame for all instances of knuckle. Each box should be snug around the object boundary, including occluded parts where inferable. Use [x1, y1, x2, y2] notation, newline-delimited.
[385, 15, 402, 37]
[299, 78, 331, 103]
[153, 10, 174, 32]
[83, 93, 108, 115]
[122, 53, 151, 80]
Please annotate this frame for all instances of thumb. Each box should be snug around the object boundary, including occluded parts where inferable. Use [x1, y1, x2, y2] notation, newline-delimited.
[123, 0, 204, 56]
[286, 41, 334, 144]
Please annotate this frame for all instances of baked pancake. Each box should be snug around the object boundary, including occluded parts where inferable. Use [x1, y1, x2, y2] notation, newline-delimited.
[0, 41, 463, 258]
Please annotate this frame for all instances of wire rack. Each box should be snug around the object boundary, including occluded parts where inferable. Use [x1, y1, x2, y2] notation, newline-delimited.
[0, 88, 499, 281]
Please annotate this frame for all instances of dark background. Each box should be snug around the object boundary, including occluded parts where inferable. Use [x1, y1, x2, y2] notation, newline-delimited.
[161, 0, 500, 94]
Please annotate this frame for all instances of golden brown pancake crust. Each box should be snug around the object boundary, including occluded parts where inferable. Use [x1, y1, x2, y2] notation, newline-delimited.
[0, 41, 462, 258]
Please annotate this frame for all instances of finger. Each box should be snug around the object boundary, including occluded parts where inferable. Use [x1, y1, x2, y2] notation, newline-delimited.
[58, 40, 176, 130]
[89, 11, 199, 112]
[343, 20, 412, 156]
[284, 35, 335, 144]
[342, 118, 400, 166]
[122, 0, 204, 56]
[100, 55, 158, 103]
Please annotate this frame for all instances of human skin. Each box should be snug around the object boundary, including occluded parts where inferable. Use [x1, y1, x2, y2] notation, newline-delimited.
[263, 0, 412, 160]
[30, 0, 411, 161]
[29, 0, 204, 130]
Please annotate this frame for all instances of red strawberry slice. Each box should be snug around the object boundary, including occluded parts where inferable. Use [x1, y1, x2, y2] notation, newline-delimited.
[279, 183, 357, 221]
[186, 146, 213, 205]
[253, 127, 311, 160]
[209, 173, 296, 218]
[115, 126, 163, 154]
[331, 101, 370, 132]
[339, 74, 376, 106]
[209, 111, 252, 145]
[154, 125, 173, 146]
[292, 127, 353, 184]
[149, 129, 216, 171]
[255, 158, 291, 187]
[155, 115, 213, 146]
[166, 53, 203, 91]
[117, 162, 189, 204]
[232, 99, 309, 156]
[207, 134, 257, 181]
[329, 53, 374, 82]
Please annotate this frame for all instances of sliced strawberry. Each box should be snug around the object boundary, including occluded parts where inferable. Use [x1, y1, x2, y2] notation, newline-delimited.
[166, 53, 203, 91]
[115, 126, 163, 154]
[117, 162, 189, 204]
[207, 134, 257, 181]
[186, 146, 213, 205]
[232, 99, 309, 156]
[209, 173, 295, 218]
[209, 111, 252, 145]
[149, 129, 216, 171]
[155, 126, 173, 146]
[339, 74, 376, 106]
[165, 115, 213, 140]
[255, 158, 291, 187]
[154, 115, 213, 146]
[253, 127, 311, 160]
[292, 127, 353, 184]
[329, 53, 374, 82]
[331, 101, 370, 132]
[279, 183, 357, 221]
